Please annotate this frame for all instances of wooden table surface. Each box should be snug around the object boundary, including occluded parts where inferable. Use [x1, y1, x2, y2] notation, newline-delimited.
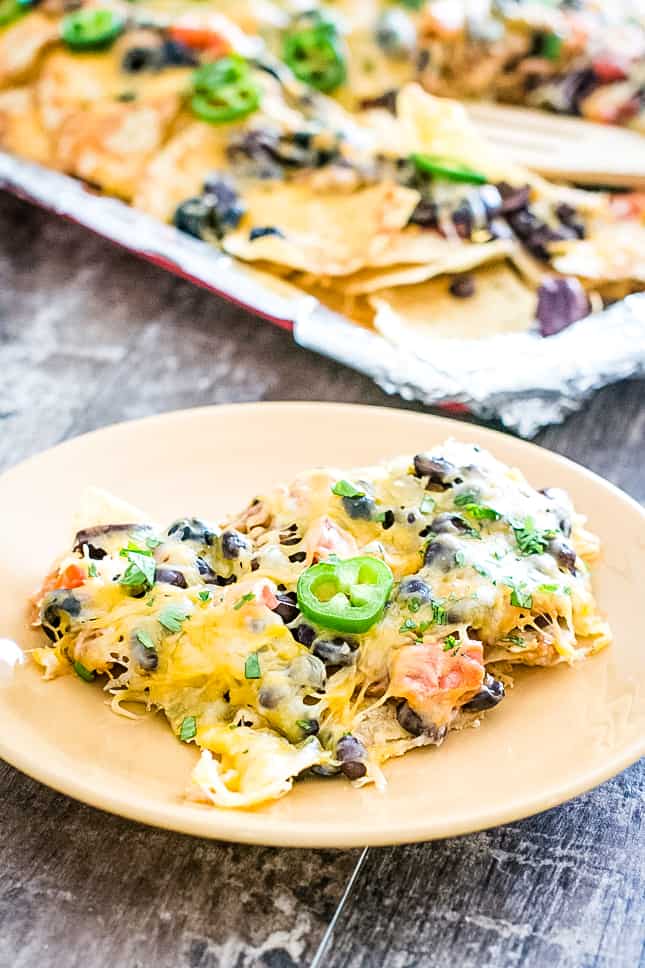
[0, 192, 643, 968]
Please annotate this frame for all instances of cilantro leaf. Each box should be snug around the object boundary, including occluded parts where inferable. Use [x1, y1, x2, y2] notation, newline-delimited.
[513, 517, 556, 557]
[119, 549, 156, 591]
[198, 590, 212, 603]
[538, 583, 559, 593]
[158, 604, 189, 633]
[244, 653, 261, 679]
[179, 716, 197, 742]
[135, 629, 156, 650]
[234, 592, 255, 611]
[331, 480, 365, 499]
[442, 635, 458, 651]
[73, 660, 95, 682]
[87, 562, 98, 578]
[510, 587, 533, 609]
[462, 503, 501, 521]
[419, 494, 435, 514]
[453, 491, 479, 507]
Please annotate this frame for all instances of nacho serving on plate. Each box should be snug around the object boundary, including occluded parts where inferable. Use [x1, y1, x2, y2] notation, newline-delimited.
[0, 0, 644, 341]
[32, 442, 610, 808]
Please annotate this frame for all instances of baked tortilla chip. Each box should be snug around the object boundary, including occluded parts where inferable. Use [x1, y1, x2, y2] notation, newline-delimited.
[342, 238, 514, 294]
[224, 181, 419, 276]
[0, 12, 58, 90]
[371, 262, 537, 342]
[0, 87, 52, 165]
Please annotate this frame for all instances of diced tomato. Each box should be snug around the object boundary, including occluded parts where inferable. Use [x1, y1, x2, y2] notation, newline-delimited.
[259, 584, 279, 611]
[610, 193, 645, 221]
[168, 12, 235, 54]
[390, 640, 484, 718]
[592, 57, 628, 83]
[305, 516, 359, 563]
[41, 563, 86, 595]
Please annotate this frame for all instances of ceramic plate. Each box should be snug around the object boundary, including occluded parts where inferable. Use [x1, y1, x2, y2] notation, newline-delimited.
[0, 403, 643, 847]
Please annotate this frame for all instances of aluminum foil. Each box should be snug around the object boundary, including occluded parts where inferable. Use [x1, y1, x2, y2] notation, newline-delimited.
[2, 150, 644, 437]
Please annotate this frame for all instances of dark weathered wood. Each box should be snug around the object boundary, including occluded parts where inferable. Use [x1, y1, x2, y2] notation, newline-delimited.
[1, 191, 644, 968]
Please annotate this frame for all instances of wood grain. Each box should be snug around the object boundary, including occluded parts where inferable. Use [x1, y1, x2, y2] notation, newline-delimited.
[0, 192, 643, 968]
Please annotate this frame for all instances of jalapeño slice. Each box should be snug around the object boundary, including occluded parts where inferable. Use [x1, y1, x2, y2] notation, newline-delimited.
[297, 555, 393, 635]
[283, 19, 346, 93]
[61, 8, 125, 51]
[190, 56, 261, 124]
[410, 152, 487, 185]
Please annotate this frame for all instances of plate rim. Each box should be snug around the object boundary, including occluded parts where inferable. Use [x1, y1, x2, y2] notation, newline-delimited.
[1, 401, 643, 848]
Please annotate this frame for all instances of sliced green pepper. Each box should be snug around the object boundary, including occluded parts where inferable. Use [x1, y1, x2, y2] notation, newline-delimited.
[410, 152, 487, 185]
[0, 0, 26, 27]
[190, 56, 261, 124]
[61, 8, 125, 51]
[283, 19, 346, 93]
[297, 555, 393, 635]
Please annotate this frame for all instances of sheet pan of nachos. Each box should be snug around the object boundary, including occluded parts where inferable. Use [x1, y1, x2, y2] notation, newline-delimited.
[1, 0, 644, 433]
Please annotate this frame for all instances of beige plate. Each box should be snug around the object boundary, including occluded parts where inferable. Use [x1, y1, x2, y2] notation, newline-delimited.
[0, 403, 643, 848]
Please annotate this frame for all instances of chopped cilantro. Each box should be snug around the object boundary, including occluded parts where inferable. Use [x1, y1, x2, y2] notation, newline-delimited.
[420, 494, 435, 514]
[506, 633, 525, 647]
[416, 620, 431, 638]
[198, 589, 212, 603]
[474, 564, 491, 579]
[234, 592, 255, 611]
[462, 503, 501, 521]
[244, 653, 261, 679]
[119, 548, 156, 591]
[454, 550, 466, 567]
[179, 716, 197, 742]
[87, 562, 98, 578]
[538, 583, 559, 593]
[564, 586, 572, 596]
[73, 660, 95, 682]
[145, 536, 163, 549]
[432, 602, 447, 625]
[135, 629, 156, 650]
[442, 635, 458, 652]
[158, 604, 189, 633]
[510, 587, 533, 609]
[331, 480, 364, 499]
[399, 618, 417, 633]
[454, 491, 479, 507]
[408, 597, 422, 613]
[513, 517, 556, 557]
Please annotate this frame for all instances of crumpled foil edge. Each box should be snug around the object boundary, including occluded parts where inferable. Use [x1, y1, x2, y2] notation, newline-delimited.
[2, 150, 644, 437]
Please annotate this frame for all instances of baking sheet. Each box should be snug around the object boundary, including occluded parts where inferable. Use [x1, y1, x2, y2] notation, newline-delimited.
[2, 150, 644, 437]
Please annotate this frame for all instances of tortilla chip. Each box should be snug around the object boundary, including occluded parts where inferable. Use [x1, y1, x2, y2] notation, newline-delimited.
[551, 221, 645, 284]
[342, 238, 515, 294]
[293, 272, 376, 328]
[223, 181, 419, 276]
[0, 12, 58, 90]
[371, 262, 537, 342]
[134, 120, 231, 222]
[55, 94, 182, 200]
[0, 86, 52, 165]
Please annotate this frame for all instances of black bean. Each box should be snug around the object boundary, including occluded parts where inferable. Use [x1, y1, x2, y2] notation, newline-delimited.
[462, 673, 505, 712]
[272, 592, 299, 625]
[423, 536, 460, 571]
[160, 39, 198, 67]
[293, 624, 316, 647]
[547, 536, 577, 573]
[220, 530, 250, 559]
[409, 196, 438, 227]
[536, 277, 590, 337]
[154, 567, 188, 589]
[341, 494, 375, 520]
[131, 638, 158, 672]
[396, 700, 425, 736]
[249, 226, 284, 241]
[336, 735, 367, 779]
[167, 518, 216, 545]
[313, 637, 356, 667]
[311, 764, 341, 777]
[121, 46, 160, 73]
[298, 719, 320, 736]
[449, 274, 476, 298]
[196, 556, 217, 581]
[214, 574, 237, 587]
[496, 182, 531, 214]
[258, 687, 282, 709]
[41, 591, 81, 641]
[73, 523, 147, 559]
[380, 509, 395, 530]
[412, 454, 455, 488]
[397, 577, 432, 603]
[540, 487, 572, 537]
[173, 197, 215, 240]
[289, 551, 307, 563]
[360, 89, 398, 113]
[429, 512, 470, 535]
[556, 202, 585, 239]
